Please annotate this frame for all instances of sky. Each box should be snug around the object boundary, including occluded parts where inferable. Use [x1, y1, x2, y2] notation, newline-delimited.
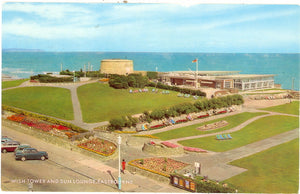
[1, 2, 300, 53]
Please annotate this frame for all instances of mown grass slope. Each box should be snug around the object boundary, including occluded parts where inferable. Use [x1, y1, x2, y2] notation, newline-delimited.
[2, 87, 74, 120]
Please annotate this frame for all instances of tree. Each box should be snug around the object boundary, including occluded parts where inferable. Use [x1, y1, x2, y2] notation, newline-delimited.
[147, 71, 158, 80]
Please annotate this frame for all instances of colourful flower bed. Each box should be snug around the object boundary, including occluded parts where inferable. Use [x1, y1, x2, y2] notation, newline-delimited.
[150, 124, 166, 129]
[7, 114, 25, 122]
[77, 138, 117, 156]
[216, 110, 227, 114]
[175, 119, 188, 124]
[7, 114, 75, 137]
[197, 113, 210, 119]
[129, 157, 189, 177]
[183, 146, 207, 153]
[52, 125, 70, 131]
[161, 141, 179, 148]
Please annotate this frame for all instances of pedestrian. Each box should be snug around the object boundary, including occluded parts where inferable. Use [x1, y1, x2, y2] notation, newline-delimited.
[122, 159, 126, 174]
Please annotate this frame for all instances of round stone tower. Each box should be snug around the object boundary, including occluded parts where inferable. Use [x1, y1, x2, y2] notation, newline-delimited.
[100, 59, 134, 75]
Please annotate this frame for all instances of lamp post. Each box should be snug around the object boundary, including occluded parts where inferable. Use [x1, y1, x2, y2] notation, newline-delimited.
[73, 71, 75, 83]
[117, 135, 122, 190]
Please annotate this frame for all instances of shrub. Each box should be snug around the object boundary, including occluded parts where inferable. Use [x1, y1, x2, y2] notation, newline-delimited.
[109, 117, 126, 130]
[146, 71, 158, 80]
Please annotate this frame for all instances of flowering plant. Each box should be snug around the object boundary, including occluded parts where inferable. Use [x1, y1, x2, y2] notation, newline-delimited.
[216, 110, 227, 114]
[77, 138, 117, 156]
[175, 119, 188, 124]
[161, 141, 179, 148]
[129, 157, 189, 177]
[183, 146, 207, 153]
[197, 114, 209, 119]
[150, 124, 166, 129]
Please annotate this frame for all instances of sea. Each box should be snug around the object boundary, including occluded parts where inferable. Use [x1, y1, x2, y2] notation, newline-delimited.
[2, 51, 299, 90]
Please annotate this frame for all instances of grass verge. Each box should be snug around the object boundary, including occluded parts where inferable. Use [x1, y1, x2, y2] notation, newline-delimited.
[261, 101, 299, 115]
[2, 79, 29, 89]
[226, 138, 299, 193]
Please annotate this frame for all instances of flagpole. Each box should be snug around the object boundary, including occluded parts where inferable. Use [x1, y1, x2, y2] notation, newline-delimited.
[196, 58, 198, 89]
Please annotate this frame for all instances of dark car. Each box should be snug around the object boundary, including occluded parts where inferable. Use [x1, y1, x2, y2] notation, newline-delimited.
[14, 144, 31, 155]
[2, 141, 20, 153]
[15, 148, 48, 161]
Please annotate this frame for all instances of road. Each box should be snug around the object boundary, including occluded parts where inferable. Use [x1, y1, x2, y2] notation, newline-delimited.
[1, 153, 118, 192]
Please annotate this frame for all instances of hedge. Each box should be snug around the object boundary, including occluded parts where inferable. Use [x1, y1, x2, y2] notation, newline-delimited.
[2, 105, 87, 133]
[30, 74, 73, 83]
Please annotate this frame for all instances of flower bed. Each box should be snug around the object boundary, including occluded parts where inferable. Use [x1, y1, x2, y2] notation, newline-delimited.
[7, 114, 25, 122]
[7, 114, 75, 137]
[183, 146, 207, 153]
[161, 141, 179, 148]
[197, 113, 209, 119]
[77, 138, 117, 156]
[216, 110, 227, 115]
[129, 157, 189, 177]
[52, 125, 70, 131]
[175, 119, 188, 124]
[150, 124, 166, 130]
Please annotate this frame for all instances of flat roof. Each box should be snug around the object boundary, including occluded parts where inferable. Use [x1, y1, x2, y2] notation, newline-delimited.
[217, 74, 276, 79]
[167, 71, 240, 75]
[101, 59, 132, 62]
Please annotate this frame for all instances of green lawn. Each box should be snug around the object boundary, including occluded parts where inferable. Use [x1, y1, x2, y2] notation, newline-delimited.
[2, 79, 29, 89]
[77, 83, 194, 123]
[178, 115, 299, 152]
[226, 138, 299, 193]
[153, 112, 268, 140]
[262, 101, 299, 115]
[2, 87, 74, 120]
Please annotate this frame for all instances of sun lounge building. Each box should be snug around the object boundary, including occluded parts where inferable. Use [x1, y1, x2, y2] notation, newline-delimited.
[159, 71, 275, 91]
[218, 74, 275, 91]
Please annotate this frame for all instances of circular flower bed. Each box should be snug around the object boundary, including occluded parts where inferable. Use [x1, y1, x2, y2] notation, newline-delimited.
[77, 138, 117, 156]
[129, 157, 189, 177]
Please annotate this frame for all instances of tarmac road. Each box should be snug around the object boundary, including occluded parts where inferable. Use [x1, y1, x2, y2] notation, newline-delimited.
[1, 153, 118, 192]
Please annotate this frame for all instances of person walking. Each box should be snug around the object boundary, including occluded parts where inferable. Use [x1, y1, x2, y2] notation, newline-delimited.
[122, 159, 126, 174]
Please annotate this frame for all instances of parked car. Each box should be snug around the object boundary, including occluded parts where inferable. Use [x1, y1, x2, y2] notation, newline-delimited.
[14, 144, 31, 155]
[15, 148, 48, 161]
[1, 136, 13, 143]
[2, 141, 20, 153]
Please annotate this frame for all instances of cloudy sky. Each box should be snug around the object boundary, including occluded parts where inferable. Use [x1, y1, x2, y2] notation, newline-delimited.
[2, 3, 300, 52]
